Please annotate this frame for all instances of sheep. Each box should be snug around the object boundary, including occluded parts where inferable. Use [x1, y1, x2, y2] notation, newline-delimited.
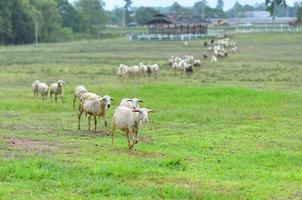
[120, 98, 143, 109]
[211, 55, 217, 63]
[203, 52, 208, 59]
[50, 80, 65, 103]
[193, 59, 201, 67]
[148, 64, 160, 80]
[204, 41, 208, 47]
[111, 106, 154, 149]
[184, 65, 193, 75]
[78, 93, 114, 131]
[127, 66, 140, 77]
[73, 85, 88, 109]
[31, 80, 41, 98]
[37, 82, 49, 100]
[139, 63, 148, 76]
[117, 64, 129, 81]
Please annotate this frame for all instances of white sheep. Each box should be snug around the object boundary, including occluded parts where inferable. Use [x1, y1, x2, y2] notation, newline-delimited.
[37, 82, 49, 100]
[193, 59, 201, 67]
[211, 55, 218, 63]
[120, 98, 143, 109]
[148, 64, 160, 80]
[78, 93, 113, 131]
[31, 80, 41, 98]
[50, 80, 65, 103]
[117, 64, 129, 81]
[111, 106, 154, 149]
[127, 66, 140, 77]
[139, 63, 148, 76]
[73, 85, 88, 109]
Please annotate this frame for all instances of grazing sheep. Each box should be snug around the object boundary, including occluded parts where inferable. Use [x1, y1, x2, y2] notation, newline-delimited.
[111, 106, 154, 149]
[50, 80, 65, 103]
[78, 94, 114, 131]
[120, 98, 143, 109]
[31, 80, 41, 98]
[37, 82, 49, 100]
[73, 85, 88, 109]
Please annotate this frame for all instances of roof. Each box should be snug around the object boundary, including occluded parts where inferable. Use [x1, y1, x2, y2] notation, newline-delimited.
[145, 13, 211, 25]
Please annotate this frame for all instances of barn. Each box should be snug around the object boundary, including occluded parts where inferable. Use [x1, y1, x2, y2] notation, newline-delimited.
[131, 13, 210, 40]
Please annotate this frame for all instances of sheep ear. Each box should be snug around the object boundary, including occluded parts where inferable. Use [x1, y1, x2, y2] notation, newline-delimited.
[138, 99, 144, 103]
[110, 97, 114, 101]
[132, 109, 140, 113]
[126, 99, 133, 102]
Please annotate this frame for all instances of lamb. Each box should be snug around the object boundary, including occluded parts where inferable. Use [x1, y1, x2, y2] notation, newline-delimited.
[120, 98, 143, 109]
[37, 82, 49, 100]
[31, 80, 41, 98]
[111, 106, 154, 149]
[50, 80, 65, 103]
[73, 85, 88, 109]
[78, 93, 114, 131]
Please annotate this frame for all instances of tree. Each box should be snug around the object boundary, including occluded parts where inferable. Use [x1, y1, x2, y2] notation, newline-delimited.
[227, 1, 244, 18]
[297, 3, 302, 21]
[265, 0, 287, 25]
[76, 0, 107, 35]
[57, 0, 83, 33]
[0, 0, 13, 44]
[216, 0, 224, 10]
[134, 7, 158, 25]
[194, 1, 226, 18]
[124, 0, 132, 26]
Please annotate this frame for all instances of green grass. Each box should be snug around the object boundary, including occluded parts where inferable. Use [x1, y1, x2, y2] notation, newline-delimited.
[0, 33, 302, 199]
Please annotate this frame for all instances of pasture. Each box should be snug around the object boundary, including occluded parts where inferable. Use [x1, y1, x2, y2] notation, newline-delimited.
[0, 33, 302, 199]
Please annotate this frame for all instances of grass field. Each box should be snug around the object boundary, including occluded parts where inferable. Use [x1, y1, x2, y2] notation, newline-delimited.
[0, 33, 302, 199]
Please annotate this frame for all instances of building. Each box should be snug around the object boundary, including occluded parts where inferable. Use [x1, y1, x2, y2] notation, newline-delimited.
[145, 13, 209, 35]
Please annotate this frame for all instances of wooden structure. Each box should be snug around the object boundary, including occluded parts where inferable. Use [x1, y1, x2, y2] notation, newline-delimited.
[146, 13, 209, 35]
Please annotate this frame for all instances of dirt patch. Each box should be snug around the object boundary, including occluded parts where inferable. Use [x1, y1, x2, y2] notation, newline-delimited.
[113, 148, 165, 158]
[4, 137, 60, 152]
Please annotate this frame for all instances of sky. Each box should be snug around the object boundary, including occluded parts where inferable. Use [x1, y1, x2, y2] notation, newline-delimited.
[68, 0, 300, 10]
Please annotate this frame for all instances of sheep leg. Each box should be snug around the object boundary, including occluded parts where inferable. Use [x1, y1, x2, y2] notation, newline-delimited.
[94, 116, 97, 131]
[55, 95, 58, 103]
[50, 92, 53, 102]
[61, 95, 64, 103]
[78, 110, 83, 130]
[73, 96, 76, 109]
[134, 129, 139, 144]
[126, 130, 133, 149]
[111, 124, 116, 145]
[88, 115, 92, 131]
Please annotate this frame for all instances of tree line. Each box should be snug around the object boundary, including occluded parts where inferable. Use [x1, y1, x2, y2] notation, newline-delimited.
[0, 0, 107, 45]
[1, 0, 302, 45]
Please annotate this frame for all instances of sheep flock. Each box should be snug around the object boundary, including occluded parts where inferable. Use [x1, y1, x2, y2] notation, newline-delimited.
[31, 80, 154, 150]
[30, 37, 239, 149]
